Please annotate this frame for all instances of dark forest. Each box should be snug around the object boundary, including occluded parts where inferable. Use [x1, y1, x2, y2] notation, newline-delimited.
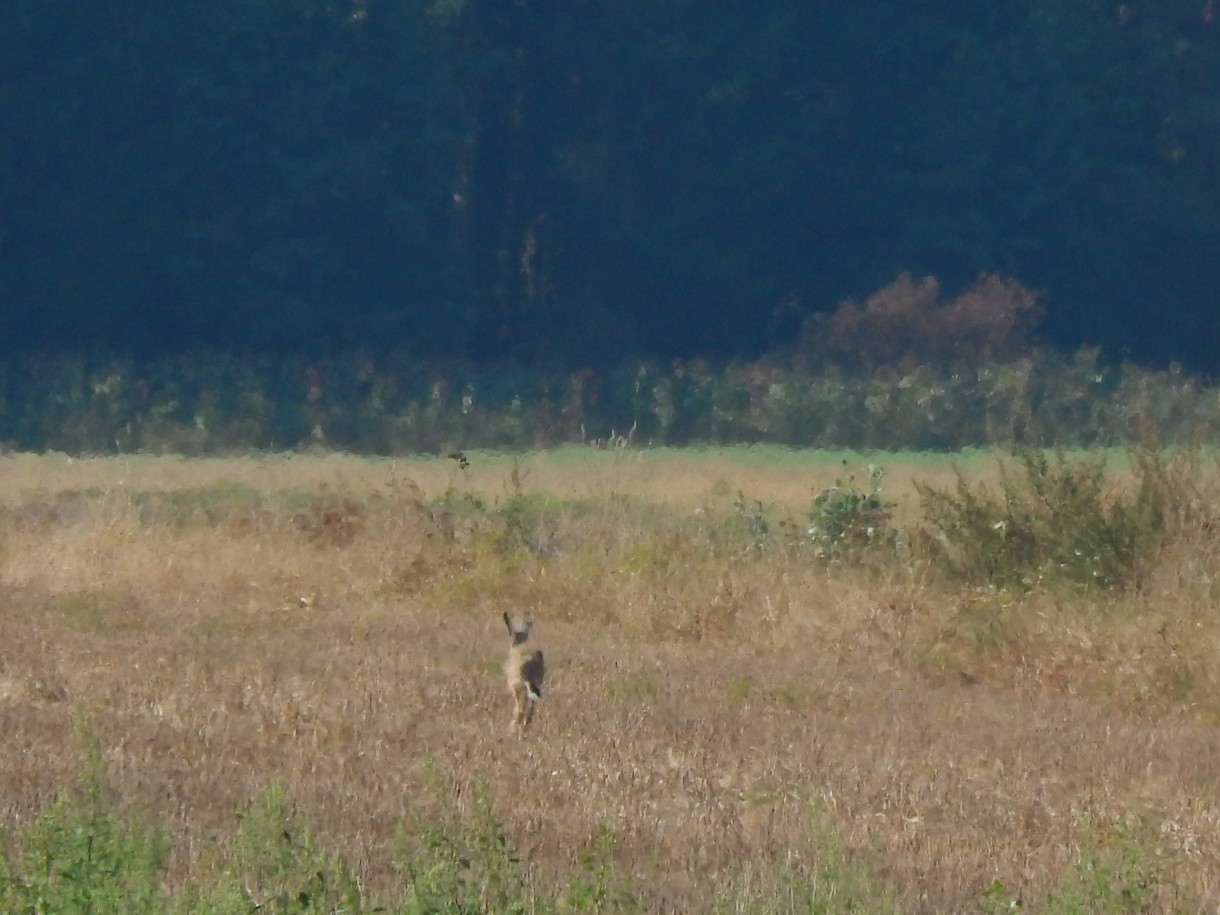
[2, 0, 1219, 371]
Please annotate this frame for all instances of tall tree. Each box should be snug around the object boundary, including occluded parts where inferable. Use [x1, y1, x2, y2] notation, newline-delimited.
[0, 0, 472, 355]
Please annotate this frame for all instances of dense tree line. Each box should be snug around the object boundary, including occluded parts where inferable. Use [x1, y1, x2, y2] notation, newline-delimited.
[2, 0, 1218, 370]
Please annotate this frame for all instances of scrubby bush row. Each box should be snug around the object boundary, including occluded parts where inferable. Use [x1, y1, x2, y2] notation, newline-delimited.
[429, 446, 1205, 597]
[914, 449, 1206, 591]
[3, 275, 1214, 455]
[0, 346, 1216, 454]
[781, 446, 1207, 594]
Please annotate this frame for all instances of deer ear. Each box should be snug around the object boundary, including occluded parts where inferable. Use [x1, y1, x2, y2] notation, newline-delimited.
[503, 612, 513, 633]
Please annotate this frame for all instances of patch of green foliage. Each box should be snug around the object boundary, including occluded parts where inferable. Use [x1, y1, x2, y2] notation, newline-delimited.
[0, 764, 170, 915]
[396, 771, 639, 915]
[916, 448, 1200, 591]
[135, 481, 268, 526]
[982, 818, 1175, 915]
[426, 455, 572, 560]
[0, 753, 1189, 915]
[560, 828, 641, 914]
[227, 783, 366, 914]
[714, 810, 900, 915]
[395, 776, 534, 915]
[807, 465, 895, 563]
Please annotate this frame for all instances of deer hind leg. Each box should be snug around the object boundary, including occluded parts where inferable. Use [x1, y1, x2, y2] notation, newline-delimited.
[511, 683, 529, 733]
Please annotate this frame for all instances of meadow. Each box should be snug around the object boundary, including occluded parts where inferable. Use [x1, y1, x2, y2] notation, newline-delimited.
[2, 445, 1220, 913]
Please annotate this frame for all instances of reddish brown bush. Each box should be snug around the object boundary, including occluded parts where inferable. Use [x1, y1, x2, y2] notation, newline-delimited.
[800, 272, 1044, 369]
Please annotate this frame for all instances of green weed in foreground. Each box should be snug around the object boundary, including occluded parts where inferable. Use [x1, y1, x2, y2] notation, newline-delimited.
[0, 759, 169, 915]
[394, 776, 535, 915]
[0, 758, 1184, 914]
[982, 819, 1176, 915]
[396, 779, 642, 915]
[228, 782, 366, 914]
[1041, 820, 1170, 915]
[715, 813, 900, 915]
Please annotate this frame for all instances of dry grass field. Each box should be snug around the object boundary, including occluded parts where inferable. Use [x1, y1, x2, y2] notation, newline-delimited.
[2, 447, 1220, 913]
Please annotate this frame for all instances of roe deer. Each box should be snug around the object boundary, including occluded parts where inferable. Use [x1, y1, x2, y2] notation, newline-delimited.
[503, 612, 545, 734]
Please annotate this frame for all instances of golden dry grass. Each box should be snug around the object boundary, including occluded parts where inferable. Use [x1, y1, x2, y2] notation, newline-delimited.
[1, 448, 1219, 912]
[0, 445, 997, 510]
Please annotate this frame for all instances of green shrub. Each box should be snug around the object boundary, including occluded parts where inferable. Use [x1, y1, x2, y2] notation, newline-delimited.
[982, 819, 1180, 914]
[915, 449, 1195, 591]
[228, 783, 366, 914]
[394, 778, 533, 915]
[807, 465, 894, 562]
[0, 764, 170, 915]
[559, 828, 640, 914]
[1042, 820, 1171, 915]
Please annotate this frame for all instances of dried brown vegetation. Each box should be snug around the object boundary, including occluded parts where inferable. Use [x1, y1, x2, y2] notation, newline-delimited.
[799, 272, 1044, 369]
[2, 449, 1220, 912]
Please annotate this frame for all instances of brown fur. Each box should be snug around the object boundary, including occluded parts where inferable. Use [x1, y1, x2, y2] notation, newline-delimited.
[503, 612, 545, 734]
